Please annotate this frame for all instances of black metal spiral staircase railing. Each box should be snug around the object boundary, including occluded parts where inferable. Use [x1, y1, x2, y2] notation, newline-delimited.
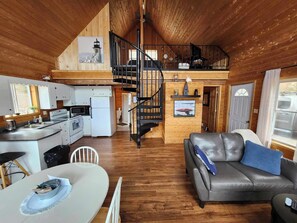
[109, 30, 164, 147]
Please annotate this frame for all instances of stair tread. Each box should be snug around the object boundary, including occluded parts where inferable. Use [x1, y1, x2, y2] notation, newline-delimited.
[138, 97, 152, 100]
[139, 105, 161, 108]
[113, 65, 137, 69]
[140, 119, 162, 123]
[141, 123, 159, 129]
[114, 78, 137, 85]
[123, 87, 137, 92]
[113, 70, 137, 77]
[140, 113, 161, 116]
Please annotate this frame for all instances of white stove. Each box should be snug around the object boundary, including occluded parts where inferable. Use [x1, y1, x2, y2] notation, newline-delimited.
[49, 109, 84, 144]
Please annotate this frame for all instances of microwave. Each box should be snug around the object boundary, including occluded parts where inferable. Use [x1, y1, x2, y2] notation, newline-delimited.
[70, 106, 90, 117]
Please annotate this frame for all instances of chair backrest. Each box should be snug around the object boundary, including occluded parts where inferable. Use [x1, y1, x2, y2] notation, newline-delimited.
[70, 146, 99, 164]
[105, 177, 123, 223]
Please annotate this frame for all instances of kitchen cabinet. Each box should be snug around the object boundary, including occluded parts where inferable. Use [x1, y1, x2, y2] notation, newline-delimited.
[74, 86, 113, 105]
[83, 116, 91, 136]
[0, 130, 62, 175]
[44, 121, 69, 145]
[92, 86, 112, 96]
[38, 85, 57, 109]
[63, 86, 75, 106]
[74, 86, 93, 105]
[55, 83, 71, 100]
[0, 76, 14, 115]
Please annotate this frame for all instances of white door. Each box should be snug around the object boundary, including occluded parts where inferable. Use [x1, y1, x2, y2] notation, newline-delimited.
[122, 93, 131, 124]
[228, 83, 254, 132]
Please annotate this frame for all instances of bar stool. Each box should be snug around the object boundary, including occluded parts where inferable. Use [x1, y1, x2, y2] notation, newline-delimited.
[0, 152, 30, 189]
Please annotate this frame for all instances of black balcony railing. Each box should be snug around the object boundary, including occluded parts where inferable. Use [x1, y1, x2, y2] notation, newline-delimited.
[143, 44, 229, 70]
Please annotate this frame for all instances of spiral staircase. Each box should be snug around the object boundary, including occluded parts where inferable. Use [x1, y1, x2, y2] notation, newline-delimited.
[109, 30, 164, 147]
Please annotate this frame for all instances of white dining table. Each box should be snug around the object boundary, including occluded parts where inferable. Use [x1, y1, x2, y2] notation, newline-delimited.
[0, 163, 109, 223]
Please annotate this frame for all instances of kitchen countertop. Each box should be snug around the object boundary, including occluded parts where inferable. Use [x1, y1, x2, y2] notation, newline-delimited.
[0, 128, 61, 141]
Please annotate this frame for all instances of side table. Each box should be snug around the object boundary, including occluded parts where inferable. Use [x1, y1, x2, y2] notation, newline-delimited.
[271, 193, 297, 223]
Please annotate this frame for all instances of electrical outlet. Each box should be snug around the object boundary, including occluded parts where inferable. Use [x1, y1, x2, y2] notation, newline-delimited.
[253, 109, 259, 114]
[43, 111, 48, 115]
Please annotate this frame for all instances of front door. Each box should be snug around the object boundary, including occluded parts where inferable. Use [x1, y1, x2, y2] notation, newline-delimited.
[228, 83, 254, 132]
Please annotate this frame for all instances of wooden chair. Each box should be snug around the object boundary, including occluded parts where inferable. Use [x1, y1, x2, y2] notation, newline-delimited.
[0, 152, 30, 189]
[70, 146, 99, 164]
[92, 177, 123, 223]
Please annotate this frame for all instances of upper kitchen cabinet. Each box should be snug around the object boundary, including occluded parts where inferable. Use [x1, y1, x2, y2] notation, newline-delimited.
[38, 85, 57, 109]
[54, 83, 71, 100]
[0, 76, 15, 115]
[74, 86, 93, 105]
[92, 86, 112, 96]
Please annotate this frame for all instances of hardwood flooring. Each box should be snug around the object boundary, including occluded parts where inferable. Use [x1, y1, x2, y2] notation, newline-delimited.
[71, 132, 271, 223]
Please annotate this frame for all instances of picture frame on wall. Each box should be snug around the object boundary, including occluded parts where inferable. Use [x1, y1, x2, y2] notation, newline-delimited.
[78, 36, 104, 63]
[174, 100, 195, 117]
[203, 92, 210, 106]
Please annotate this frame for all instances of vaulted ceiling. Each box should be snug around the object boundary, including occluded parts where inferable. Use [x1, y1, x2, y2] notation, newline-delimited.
[110, 0, 297, 76]
[1, 0, 297, 78]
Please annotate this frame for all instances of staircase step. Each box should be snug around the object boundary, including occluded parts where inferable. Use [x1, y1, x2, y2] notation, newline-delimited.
[140, 128, 151, 137]
[130, 134, 138, 143]
[140, 112, 161, 117]
[140, 119, 162, 124]
[113, 70, 137, 77]
[114, 78, 137, 85]
[113, 65, 137, 70]
[139, 105, 161, 109]
[141, 123, 159, 129]
[123, 87, 137, 92]
[138, 97, 152, 100]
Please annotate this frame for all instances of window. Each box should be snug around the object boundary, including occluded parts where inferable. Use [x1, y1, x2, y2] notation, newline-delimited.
[272, 80, 297, 147]
[234, 88, 249, 96]
[10, 84, 38, 115]
[128, 49, 158, 60]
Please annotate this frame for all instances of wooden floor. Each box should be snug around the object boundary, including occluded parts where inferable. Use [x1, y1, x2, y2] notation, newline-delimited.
[71, 131, 271, 223]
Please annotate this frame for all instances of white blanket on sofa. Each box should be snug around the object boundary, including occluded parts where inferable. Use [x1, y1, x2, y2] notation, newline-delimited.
[231, 129, 263, 146]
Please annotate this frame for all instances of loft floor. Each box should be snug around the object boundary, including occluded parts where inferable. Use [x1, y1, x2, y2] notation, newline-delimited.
[71, 132, 271, 222]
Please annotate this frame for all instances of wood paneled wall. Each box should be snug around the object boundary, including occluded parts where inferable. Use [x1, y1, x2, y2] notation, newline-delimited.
[163, 82, 203, 144]
[125, 23, 169, 45]
[57, 3, 111, 71]
[0, 0, 107, 79]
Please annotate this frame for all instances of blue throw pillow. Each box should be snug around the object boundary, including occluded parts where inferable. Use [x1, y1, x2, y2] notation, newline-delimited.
[194, 145, 217, 175]
[241, 140, 283, 175]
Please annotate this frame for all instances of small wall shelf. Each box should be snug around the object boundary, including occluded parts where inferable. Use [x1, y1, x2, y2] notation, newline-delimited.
[171, 95, 201, 99]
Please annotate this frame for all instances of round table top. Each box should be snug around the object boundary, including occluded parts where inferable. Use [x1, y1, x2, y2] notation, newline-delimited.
[0, 163, 109, 223]
[271, 193, 297, 223]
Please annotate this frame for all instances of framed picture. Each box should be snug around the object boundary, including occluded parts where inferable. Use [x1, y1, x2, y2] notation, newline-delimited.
[203, 92, 210, 106]
[174, 100, 195, 117]
[78, 36, 104, 63]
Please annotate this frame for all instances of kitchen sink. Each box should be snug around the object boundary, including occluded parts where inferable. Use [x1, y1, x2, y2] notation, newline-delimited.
[22, 121, 56, 129]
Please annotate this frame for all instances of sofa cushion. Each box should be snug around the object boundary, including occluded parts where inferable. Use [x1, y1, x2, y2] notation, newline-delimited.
[241, 140, 283, 175]
[209, 162, 254, 191]
[221, 133, 244, 161]
[194, 145, 217, 175]
[229, 162, 294, 191]
[190, 133, 226, 161]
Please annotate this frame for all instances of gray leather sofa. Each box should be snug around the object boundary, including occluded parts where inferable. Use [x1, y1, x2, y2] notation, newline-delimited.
[184, 133, 297, 208]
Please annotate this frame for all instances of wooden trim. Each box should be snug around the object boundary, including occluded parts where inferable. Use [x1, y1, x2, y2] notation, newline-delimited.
[51, 70, 113, 80]
[163, 71, 229, 80]
[271, 140, 295, 160]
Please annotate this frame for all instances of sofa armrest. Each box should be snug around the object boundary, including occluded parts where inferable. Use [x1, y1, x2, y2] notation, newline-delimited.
[184, 139, 210, 190]
[281, 158, 297, 189]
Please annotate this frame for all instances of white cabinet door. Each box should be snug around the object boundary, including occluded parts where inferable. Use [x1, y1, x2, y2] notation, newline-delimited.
[55, 84, 71, 100]
[38, 85, 57, 109]
[74, 87, 92, 105]
[43, 121, 69, 145]
[63, 86, 75, 106]
[83, 116, 91, 136]
[92, 86, 112, 97]
[0, 77, 14, 115]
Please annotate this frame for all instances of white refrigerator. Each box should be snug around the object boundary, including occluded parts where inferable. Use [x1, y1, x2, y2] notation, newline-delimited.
[90, 96, 116, 137]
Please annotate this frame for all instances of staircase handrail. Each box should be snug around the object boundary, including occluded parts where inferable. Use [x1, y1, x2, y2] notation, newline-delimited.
[109, 31, 163, 113]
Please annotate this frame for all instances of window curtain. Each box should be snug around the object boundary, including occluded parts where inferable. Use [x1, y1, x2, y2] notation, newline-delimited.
[256, 68, 281, 147]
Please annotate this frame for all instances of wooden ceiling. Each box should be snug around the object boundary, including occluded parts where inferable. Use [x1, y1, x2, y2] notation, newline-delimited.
[0, 0, 107, 78]
[110, 0, 297, 76]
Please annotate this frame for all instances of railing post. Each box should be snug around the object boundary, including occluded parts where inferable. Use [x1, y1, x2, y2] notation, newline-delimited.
[136, 29, 141, 147]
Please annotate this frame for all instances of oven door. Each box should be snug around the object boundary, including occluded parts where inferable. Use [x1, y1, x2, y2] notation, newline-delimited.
[69, 116, 84, 136]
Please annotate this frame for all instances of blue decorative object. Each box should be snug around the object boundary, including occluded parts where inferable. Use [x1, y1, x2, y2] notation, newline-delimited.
[241, 140, 283, 175]
[194, 145, 217, 175]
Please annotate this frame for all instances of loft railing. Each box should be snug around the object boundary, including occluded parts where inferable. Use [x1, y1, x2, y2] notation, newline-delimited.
[143, 44, 229, 70]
